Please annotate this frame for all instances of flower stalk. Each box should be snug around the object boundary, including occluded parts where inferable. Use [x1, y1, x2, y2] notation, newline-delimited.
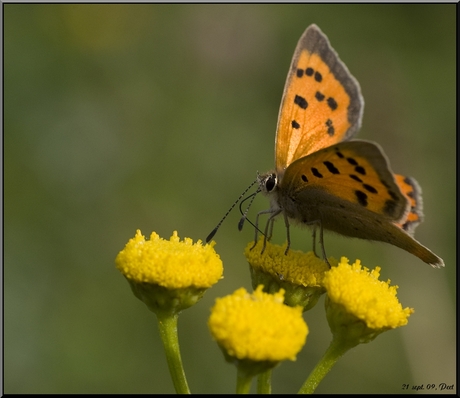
[298, 334, 355, 394]
[297, 257, 414, 393]
[116, 230, 223, 394]
[257, 370, 272, 394]
[156, 312, 190, 394]
[236, 366, 253, 394]
[116, 231, 415, 394]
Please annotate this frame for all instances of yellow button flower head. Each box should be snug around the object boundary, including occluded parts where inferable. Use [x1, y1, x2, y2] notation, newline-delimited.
[323, 257, 414, 344]
[245, 239, 333, 311]
[298, 257, 415, 394]
[116, 230, 223, 314]
[208, 285, 308, 376]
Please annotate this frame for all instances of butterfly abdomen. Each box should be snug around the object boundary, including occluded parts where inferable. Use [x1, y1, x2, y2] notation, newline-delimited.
[271, 185, 443, 267]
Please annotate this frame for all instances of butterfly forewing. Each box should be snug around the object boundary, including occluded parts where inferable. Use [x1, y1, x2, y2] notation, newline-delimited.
[275, 24, 364, 172]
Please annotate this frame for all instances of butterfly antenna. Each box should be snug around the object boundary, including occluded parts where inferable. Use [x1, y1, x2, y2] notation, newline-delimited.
[238, 189, 260, 231]
[206, 179, 258, 243]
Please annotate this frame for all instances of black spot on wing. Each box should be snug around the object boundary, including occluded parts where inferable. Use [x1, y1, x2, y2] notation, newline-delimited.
[323, 161, 339, 174]
[291, 120, 300, 129]
[383, 199, 398, 217]
[315, 91, 325, 101]
[335, 149, 344, 158]
[311, 168, 323, 178]
[349, 174, 363, 183]
[355, 166, 366, 175]
[363, 183, 378, 194]
[347, 157, 358, 166]
[294, 95, 308, 109]
[355, 190, 368, 207]
[327, 97, 338, 110]
[325, 119, 335, 136]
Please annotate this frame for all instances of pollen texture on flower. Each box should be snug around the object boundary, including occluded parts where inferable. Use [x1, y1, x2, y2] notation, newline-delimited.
[244, 239, 330, 287]
[323, 257, 414, 329]
[208, 285, 308, 362]
[115, 230, 223, 289]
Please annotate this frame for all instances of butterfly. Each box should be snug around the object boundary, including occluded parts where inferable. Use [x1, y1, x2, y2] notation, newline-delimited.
[250, 24, 444, 268]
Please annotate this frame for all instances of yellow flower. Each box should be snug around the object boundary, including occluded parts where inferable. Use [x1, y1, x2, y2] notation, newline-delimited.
[115, 230, 223, 314]
[208, 285, 308, 365]
[298, 257, 415, 394]
[244, 239, 333, 311]
[323, 257, 414, 341]
[116, 229, 223, 289]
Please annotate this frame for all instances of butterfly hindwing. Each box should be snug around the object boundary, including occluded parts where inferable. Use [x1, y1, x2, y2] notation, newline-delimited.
[277, 140, 409, 223]
[394, 174, 424, 235]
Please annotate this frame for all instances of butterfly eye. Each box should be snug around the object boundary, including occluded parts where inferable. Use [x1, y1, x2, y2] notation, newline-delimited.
[265, 173, 277, 192]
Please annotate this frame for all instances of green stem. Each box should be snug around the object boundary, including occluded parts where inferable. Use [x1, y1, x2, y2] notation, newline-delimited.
[257, 369, 272, 394]
[157, 313, 190, 394]
[236, 367, 253, 394]
[298, 337, 352, 394]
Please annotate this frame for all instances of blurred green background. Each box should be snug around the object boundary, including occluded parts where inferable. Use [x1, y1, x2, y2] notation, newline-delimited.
[4, 4, 456, 394]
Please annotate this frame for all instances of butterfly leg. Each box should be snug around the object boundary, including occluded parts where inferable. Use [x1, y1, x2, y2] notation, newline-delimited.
[304, 218, 331, 267]
[266, 215, 275, 241]
[251, 208, 281, 251]
[283, 212, 291, 255]
[317, 219, 331, 268]
[311, 224, 318, 257]
[261, 210, 290, 255]
[260, 208, 282, 254]
[251, 209, 265, 249]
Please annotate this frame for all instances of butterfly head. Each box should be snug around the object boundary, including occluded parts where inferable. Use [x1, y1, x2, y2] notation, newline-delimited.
[258, 172, 278, 195]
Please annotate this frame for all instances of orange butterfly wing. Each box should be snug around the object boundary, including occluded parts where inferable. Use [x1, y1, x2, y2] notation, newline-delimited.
[275, 143, 444, 267]
[278, 140, 409, 224]
[275, 24, 363, 172]
[393, 174, 424, 235]
[258, 24, 444, 268]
